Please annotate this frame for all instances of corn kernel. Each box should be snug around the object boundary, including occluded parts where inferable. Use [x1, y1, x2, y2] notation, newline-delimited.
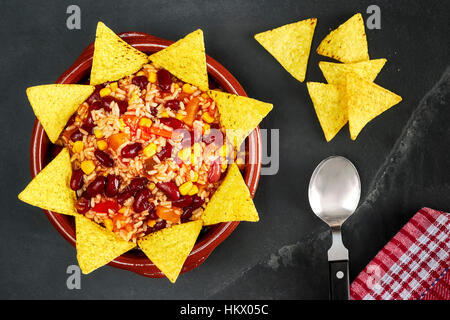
[100, 87, 111, 97]
[178, 147, 191, 162]
[110, 82, 118, 92]
[190, 171, 199, 182]
[143, 143, 157, 158]
[81, 160, 95, 175]
[97, 140, 108, 151]
[218, 144, 228, 158]
[173, 83, 180, 89]
[119, 118, 126, 130]
[129, 94, 139, 104]
[175, 112, 185, 120]
[182, 83, 196, 94]
[104, 219, 113, 231]
[187, 184, 198, 196]
[201, 93, 209, 99]
[118, 207, 127, 214]
[148, 72, 157, 83]
[179, 181, 193, 196]
[94, 129, 104, 139]
[72, 141, 84, 153]
[75, 116, 82, 123]
[160, 111, 169, 118]
[139, 117, 153, 128]
[136, 71, 145, 76]
[192, 143, 202, 165]
[147, 220, 156, 227]
[202, 112, 214, 123]
[202, 123, 210, 134]
[148, 182, 156, 191]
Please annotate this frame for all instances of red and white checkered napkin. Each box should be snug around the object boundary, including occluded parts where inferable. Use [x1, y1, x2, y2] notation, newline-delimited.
[350, 207, 450, 300]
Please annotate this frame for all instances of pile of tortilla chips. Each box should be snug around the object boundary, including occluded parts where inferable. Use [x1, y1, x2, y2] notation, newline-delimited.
[20, 22, 272, 282]
[255, 13, 402, 141]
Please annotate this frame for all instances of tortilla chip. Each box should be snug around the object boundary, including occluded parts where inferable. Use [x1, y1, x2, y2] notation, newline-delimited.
[18, 148, 78, 216]
[75, 215, 136, 274]
[137, 220, 202, 283]
[254, 18, 317, 82]
[347, 73, 402, 140]
[306, 82, 347, 142]
[90, 22, 148, 85]
[26, 84, 94, 143]
[317, 13, 369, 63]
[208, 90, 273, 148]
[319, 59, 386, 86]
[202, 163, 259, 226]
[149, 29, 208, 91]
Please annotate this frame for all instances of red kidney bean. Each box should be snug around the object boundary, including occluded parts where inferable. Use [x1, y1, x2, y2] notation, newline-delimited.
[94, 149, 114, 167]
[191, 195, 205, 209]
[202, 129, 224, 146]
[153, 220, 167, 232]
[101, 96, 115, 112]
[128, 177, 149, 192]
[156, 144, 172, 161]
[121, 142, 142, 158]
[156, 181, 180, 200]
[165, 99, 180, 111]
[70, 129, 83, 142]
[150, 106, 158, 117]
[86, 86, 102, 104]
[85, 176, 106, 198]
[172, 195, 193, 208]
[117, 188, 135, 205]
[75, 197, 91, 214]
[157, 69, 172, 91]
[180, 206, 195, 223]
[117, 177, 148, 204]
[70, 169, 84, 191]
[105, 174, 121, 197]
[116, 100, 128, 114]
[81, 113, 95, 133]
[207, 161, 221, 183]
[133, 189, 153, 213]
[132, 75, 149, 90]
[90, 100, 102, 111]
[67, 113, 76, 126]
[148, 207, 158, 220]
[159, 117, 184, 130]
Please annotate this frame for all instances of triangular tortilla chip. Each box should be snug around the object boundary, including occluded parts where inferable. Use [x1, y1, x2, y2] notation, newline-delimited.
[18, 148, 78, 216]
[255, 18, 317, 82]
[26, 84, 94, 143]
[306, 82, 348, 142]
[347, 73, 402, 140]
[137, 220, 202, 283]
[75, 215, 136, 274]
[319, 59, 386, 85]
[90, 22, 148, 85]
[202, 163, 259, 226]
[208, 90, 273, 148]
[149, 29, 208, 91]
[317, 13, 369, 63]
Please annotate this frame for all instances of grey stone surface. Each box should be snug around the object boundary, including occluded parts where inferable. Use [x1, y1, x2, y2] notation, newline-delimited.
[0, 0, 449, 299]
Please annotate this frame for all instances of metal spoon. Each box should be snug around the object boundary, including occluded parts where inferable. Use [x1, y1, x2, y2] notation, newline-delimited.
[308, 156, 361, 300]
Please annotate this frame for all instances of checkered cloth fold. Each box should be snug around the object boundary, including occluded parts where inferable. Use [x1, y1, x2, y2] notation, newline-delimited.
[350, 207, 450, 300]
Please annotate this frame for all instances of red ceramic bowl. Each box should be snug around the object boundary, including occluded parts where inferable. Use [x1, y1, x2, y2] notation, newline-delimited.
[30, 31, 262, 278]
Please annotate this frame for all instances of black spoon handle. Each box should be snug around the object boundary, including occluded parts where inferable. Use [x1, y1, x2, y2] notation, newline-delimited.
[329, 260, 350, 300]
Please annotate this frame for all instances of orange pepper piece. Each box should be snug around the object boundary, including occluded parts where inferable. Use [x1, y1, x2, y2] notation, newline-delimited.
[156, 206, 181, 224]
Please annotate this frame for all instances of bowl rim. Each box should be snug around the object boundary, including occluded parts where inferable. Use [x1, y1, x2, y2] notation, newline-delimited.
[29, 31, 262, 277]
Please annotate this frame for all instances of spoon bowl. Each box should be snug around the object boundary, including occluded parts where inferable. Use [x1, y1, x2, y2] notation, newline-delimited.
[308, 156, 361, 300]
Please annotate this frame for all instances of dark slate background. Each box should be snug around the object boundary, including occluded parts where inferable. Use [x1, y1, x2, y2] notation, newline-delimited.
[0, 0, 449, 299]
